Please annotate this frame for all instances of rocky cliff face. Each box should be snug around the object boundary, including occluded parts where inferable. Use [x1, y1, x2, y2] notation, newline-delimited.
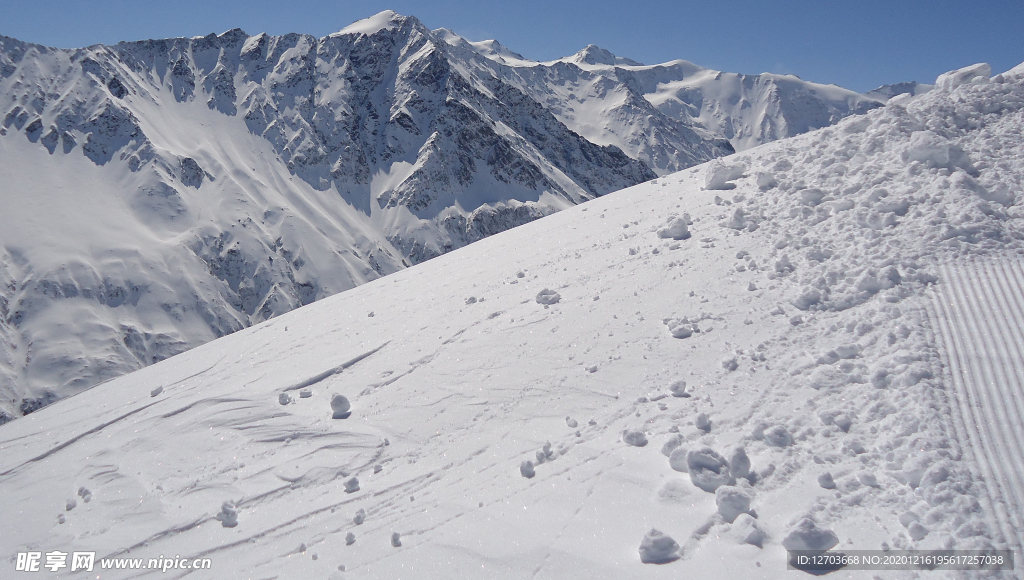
[0, 11, 879, 418]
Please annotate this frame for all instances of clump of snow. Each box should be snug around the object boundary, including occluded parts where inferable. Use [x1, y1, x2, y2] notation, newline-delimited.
[782, 518, 839, 553]
[622, 429, 648, 447]
[817, 472, 836, 489]
[705, 161, 745, 190]
[278, 393, 291, 405]
[935, 63, 992, 92]
[535, 289, 561, 305]
[344, 477, 360, 493]
[728, 447, 752, 482]
[685, 447, 736, 492]
[77, 487, 92, 503]
[661, 433, 684, 457]
[657, 217, 691, 240]
[695, 412, 711, 432]
[65, 498, 76, 511]
[299, 388, 312, 398]
[215, 502, 238, 528]
[331, 395, 352, 419]
[519, 460, 536, 478]
[353, 508, 365, 525]
[716, 485, 752, 523]
[638, 529, 680, 564]
[665, 318, 695, 338]
[345, 532, 356, 545]
[669, 379, 689, 397]
[391, 532, 402, 547]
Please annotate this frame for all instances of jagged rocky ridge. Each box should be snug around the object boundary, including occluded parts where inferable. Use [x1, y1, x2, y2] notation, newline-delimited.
[0, 11, 883, 418]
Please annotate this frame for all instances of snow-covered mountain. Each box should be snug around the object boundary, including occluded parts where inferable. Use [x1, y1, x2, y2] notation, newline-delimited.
[0, 60, 1021, 579]
[0, 11, 886, 417]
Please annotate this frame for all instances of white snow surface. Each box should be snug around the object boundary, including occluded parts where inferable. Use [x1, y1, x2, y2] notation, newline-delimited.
[1, 61, 1023, 578]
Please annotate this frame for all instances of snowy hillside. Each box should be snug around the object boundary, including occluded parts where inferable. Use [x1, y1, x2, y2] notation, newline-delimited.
[0, 61, 1021, 579]
[0, 11, 890, 417]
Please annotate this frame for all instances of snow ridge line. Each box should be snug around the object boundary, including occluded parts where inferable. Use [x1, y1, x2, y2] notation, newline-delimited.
[930, 258, 1024, 561]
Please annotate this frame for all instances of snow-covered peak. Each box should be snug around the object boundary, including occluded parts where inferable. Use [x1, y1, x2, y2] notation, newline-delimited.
[434, 28, 530, 65]
[331, 10, 408, 37]
[563, 44, 642, 67]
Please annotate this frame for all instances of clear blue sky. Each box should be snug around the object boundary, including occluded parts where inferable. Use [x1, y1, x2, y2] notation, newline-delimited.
[1, 0, 1021, 93]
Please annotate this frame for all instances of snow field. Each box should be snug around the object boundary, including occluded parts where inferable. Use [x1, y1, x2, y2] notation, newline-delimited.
[0, 62, 1021, 578]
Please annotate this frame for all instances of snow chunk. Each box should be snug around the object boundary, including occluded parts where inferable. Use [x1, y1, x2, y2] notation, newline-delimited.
[657, 217, 691, 240]
[666, 318, 694, 338]
[705, 161, 745, 190]
[520, 460, 536, 478]
[716, 485, 753, 523]
[353, 509, 365, 525]
[331, 395, 352, 419]
[345, 532, 356, 545]
[935, 63, 992, 91]
[908, 522, 929, 541]
[344, 477, 360, 493]
[661, 434, 684, 456]
[215, 501, 238, 528]
[638, 529, 681, 564]
[391, 532, 402, 547]
[686, 447, 735, 492]
[622, 429, 648, 447]
[782, 518, 839, 552]
[762, 424, 792, 447]
[818, 472, 836, 489]
[669, 379, 690, 397]
[695, 412, 711, 432]
[729, 447, 752, 481]
[536, 289, 561, 305]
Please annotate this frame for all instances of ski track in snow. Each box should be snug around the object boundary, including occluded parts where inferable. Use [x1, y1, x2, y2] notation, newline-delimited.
[930, 259, 1024, 561]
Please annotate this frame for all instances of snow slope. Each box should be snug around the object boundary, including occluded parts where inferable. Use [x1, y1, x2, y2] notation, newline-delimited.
[0, 61, 1021, 579]
[0, 12, 891, 415]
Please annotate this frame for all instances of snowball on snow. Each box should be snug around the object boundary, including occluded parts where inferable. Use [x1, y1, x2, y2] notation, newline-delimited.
[716, 485, 752, 523]
[686, 447, 735, 492]
[782, 518, 839, 552]
[705, 161, 744, 190]
[520, 460, 536, 478]
[331, 395, 352, 419]
[535, 289, 561, 305]
[215, 502, 239, 528]
[344, 477, 360, 493]
[658, 218, 691, 240]
[638, 529, 680, 564]
[622, 429, 648, 447]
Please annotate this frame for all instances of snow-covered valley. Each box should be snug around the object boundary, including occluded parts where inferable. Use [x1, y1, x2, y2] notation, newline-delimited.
[0, 57, 1022, 578]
